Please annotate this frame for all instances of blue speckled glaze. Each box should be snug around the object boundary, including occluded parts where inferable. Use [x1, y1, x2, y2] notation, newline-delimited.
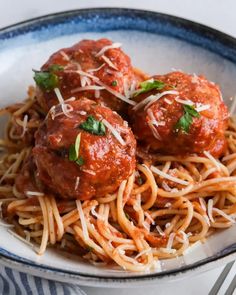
[0, 8, 236, 64]
[1, 239, 236, 282]
[1, 8, 236, 285]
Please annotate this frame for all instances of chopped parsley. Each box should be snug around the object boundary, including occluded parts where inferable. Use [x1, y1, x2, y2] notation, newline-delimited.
[75, 157, 84, 166]
[175, 105, 200, 133]
[79, 115, 106, 136]
[33, 64, 64, 91]
[48, 64, 64, 72]
[69, 133, 84, 166]
[111, 80, 118, 86]
[134, 79, 165, 97]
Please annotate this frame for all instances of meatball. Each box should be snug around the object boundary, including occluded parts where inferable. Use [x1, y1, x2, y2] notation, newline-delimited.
[129, 71, 229, 157]
[33, 98, 136, 200]
[35, 38, 138, 113]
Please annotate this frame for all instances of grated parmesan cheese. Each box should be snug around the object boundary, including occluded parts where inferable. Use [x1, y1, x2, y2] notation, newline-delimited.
[148, 121, 162, 140]
[162, 181, 172, 192]
[95, 89, 100, 98]
[166, 233, 175, 249]
[78, 111, 87, 116]
[87, 63, 105, 73]
[26, 191, 44, 197]
[91, 206, 105, 220]
[151, 165, 189, 186]
[142, 221, 150, 232]
[179, 230, 188, 242]
[21, 115, 28, 138]
[165, 222, 171, 229]
[123, 77, 129, 98]
[203, 151, 221, 171]
[71, 85, 105, 93]
[102, 119, 126, 146]
[101, 55, 118, 71]
[213, 208, 235, 224]
[95, 42, 122, 57]
[74, 177, 80, 190]
[60, 51, 70, 61]
[147, 108, 165, 127]
[74, 69, 100, 82]
[70, 69, 136, 105]
[156, 225, 165, 236]
[135, 248, 152, 260]
[164, 98, 172, 105]
[144, 212, 155, 225]
[96, 80, 136, 105]
[80, 76, 91, 87]
[65, 97, 76, 102]
[133, 90, 178, 111]
[81, 169, 96, 176]
[175, 230, 189, 247]
[175, 97, 194, 106]
[195, 103, 210, 112]
[54, 88, 73, 118]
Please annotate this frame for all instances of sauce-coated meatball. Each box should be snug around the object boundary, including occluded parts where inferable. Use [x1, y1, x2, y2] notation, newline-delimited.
[129, 71, 229, 157]
[35, 38, 138, 113]
[33, 98, 136, 200]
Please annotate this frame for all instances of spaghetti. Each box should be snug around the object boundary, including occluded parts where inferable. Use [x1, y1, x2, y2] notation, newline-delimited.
[0, 88, 236, 272]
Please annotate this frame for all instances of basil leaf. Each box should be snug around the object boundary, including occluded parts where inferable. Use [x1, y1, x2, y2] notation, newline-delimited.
[79, 115, 106, 136]
[69, 144, 77, 161]
[69, 133, 84, 166]
[33, 71, 59, 91]
[184, 104, 200, 118]
[33, 64, 63, 91]
[134, 79, 165, 97]
[175, 104, 200, 133]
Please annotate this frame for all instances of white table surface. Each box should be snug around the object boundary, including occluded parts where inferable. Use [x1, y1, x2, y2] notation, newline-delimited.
[0, 1, 235, 294]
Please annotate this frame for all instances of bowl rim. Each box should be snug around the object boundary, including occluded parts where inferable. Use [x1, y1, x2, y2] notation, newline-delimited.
[0, 7, 236, 62]
[0, 7, 236, 284]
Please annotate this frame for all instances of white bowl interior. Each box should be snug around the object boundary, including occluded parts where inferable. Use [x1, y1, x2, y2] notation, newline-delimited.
[0, 29, 236, 279]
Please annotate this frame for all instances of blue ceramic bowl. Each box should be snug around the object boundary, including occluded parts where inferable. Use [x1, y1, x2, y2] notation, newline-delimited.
[0, 8, 236, 287]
